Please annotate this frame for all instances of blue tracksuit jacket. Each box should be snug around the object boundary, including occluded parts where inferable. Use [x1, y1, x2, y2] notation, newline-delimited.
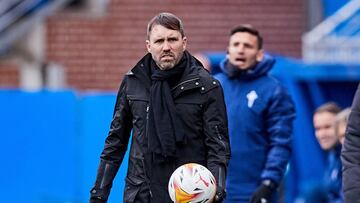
[214, 55, 295, 202]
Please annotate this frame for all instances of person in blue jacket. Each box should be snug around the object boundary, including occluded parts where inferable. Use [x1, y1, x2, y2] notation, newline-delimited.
[214, 24, 295, 203]
[312, 102, 343, 203]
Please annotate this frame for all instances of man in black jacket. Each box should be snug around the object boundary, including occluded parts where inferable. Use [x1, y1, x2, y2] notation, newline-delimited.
[342, 84, 360, 203]
[89, 12, 230, 203]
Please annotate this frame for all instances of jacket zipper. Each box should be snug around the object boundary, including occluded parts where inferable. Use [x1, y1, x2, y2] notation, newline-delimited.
[146, 105, 149, 119]
[215, 125, 228, 152]
[144, 104, 152, 197]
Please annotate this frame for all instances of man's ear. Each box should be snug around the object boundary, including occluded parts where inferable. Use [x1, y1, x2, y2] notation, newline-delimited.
[146, 40, 151, 52]
[256, 49, 264, 62]
[182, 37, 187, 51]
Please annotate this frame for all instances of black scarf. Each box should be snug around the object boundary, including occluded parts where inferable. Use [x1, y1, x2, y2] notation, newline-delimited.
[148, 53, 187, 160]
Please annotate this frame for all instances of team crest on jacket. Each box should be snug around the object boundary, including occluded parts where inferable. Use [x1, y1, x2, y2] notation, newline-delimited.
[246, 90, 258, 108]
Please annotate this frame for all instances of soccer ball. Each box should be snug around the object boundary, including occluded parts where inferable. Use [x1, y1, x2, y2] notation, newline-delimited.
[168, 163, 217, 203]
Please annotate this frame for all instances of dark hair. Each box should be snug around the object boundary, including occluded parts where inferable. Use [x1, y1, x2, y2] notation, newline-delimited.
[230, 24, 263, 49]
[314, 102, 342, 115]
[147, 12, 185, 39]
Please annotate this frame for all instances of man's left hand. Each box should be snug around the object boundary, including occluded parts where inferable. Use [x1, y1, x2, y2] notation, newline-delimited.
[248, 180, 276, 203]
[212, 188, 226, 203]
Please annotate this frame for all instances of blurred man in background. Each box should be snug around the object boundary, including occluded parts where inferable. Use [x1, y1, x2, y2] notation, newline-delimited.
[89, 12, 230, 203]
[342, 84, 360, 203]
[214, 24, 295, 203]
[313, 102, 343, 203]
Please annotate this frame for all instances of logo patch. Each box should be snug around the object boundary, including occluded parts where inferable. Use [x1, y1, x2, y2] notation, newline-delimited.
[246, 90, 258, 108]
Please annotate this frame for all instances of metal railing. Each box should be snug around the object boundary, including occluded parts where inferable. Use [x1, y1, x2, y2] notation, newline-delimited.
[302, 0, 360, 64]
[0, 0, 71, 55]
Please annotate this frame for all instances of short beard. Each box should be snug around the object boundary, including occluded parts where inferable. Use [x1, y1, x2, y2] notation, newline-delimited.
[158, 61, 176, 70]
[156, 52, 183, 70]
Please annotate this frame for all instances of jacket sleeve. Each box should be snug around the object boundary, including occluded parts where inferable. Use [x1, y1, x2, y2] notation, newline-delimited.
[202, 79, 231, 189]
[90, 77, 133, 202]
[261, 85, 295, 184]
[341, 83, 360, 202]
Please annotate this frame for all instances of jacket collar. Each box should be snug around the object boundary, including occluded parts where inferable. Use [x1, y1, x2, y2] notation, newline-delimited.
[128, 51, 204, 98]
[219, 53, 275, 80]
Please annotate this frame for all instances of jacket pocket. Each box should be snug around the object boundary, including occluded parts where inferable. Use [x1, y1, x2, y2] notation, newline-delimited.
[124, 175, 144, 203]
[127, 95, 148, 112]
[174, 98, 204, 137]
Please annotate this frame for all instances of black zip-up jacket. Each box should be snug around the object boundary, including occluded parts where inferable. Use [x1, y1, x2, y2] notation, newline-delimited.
[90, 53, 230, 203]
[342, 83, 360, 203]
